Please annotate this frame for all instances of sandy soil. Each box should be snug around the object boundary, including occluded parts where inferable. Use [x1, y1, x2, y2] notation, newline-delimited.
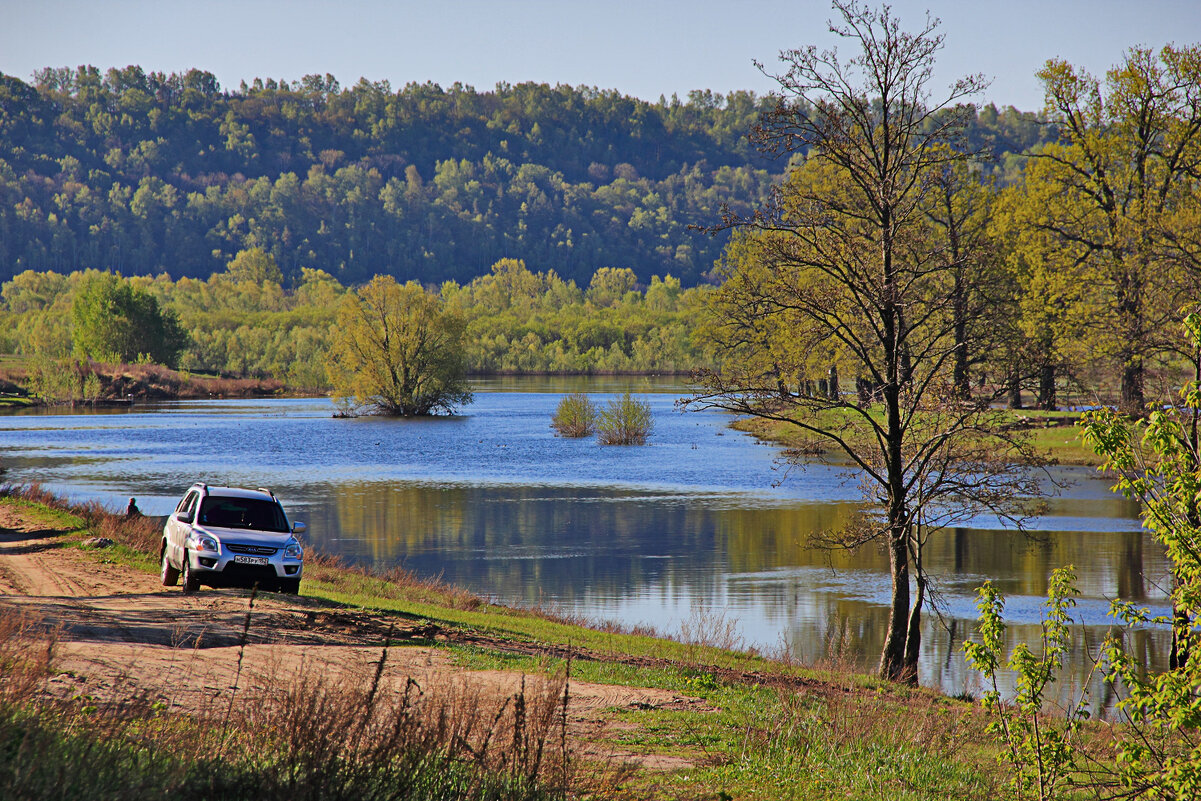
[0, 503, 709, 769]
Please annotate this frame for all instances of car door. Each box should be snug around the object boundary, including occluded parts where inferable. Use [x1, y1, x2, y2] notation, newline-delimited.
[168, 490, 199, 566]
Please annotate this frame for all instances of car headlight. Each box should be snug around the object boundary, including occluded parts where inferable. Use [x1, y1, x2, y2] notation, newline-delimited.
[193, 535, 219, 553]
[283, 540, 303, 560]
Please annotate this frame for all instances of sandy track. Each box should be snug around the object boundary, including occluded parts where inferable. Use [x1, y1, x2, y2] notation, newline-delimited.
[0, 503, 707, 769]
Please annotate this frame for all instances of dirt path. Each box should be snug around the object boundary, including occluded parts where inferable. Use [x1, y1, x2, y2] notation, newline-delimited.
[0, 502, 707, 770]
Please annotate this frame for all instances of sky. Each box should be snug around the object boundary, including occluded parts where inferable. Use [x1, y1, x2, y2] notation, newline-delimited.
[3, 0, 1201, 112]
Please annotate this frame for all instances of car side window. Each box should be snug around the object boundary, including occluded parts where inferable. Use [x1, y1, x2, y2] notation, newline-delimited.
[177, 491, 199, 523]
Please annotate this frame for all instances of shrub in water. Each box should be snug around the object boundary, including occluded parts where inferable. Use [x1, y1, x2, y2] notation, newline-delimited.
[597, 391, 652, 445]
[551, 393, 597, 437]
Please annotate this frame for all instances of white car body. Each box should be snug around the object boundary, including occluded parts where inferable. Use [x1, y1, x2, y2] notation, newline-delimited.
[160, 483, 305, 594]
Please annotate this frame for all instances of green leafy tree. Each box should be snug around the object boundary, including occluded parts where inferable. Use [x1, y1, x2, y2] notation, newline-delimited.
[222, 247, 284, 285]
[326, 276, 472, 416]
[964, 567, 1088, 801]
[70, 272, 188, 366]
[1078, 314, 1201, 798]
[687, 1, 1045, 684]
[1024, 46, 1201, 412]
[968, 315, 1201, 801]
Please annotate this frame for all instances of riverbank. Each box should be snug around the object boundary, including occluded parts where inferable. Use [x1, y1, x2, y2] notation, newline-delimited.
[0, 486, 1028, 800]
[731, 407, 1102, 467]
[0, 359, 287, 405]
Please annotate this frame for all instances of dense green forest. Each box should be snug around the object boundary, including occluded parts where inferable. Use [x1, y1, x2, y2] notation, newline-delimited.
[0, 66, 1051, 288]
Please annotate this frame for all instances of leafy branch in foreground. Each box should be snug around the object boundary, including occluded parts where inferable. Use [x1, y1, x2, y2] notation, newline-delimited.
[963, 566, 1089, 801]
[967, 314, 1201, 801]
[1077, 312, 1201, 799]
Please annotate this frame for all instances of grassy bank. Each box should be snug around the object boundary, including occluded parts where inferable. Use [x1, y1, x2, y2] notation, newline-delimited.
[0, 358, 287, 405]
[1, 486, 1104, 800]
[732, 407, 1100, 467]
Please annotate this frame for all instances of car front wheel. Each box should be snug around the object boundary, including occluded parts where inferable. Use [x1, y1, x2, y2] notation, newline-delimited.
[181, 551, 200, 594]
[278, 578, 300, 595]
[160, 547, 179, 586]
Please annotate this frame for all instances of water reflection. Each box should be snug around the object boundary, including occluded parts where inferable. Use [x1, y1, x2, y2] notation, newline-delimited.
[0, 388, 1168, 702]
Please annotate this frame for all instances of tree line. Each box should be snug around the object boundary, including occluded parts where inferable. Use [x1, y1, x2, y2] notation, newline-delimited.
[0, 66, 1052, 288]
[0, 255, 710, 393]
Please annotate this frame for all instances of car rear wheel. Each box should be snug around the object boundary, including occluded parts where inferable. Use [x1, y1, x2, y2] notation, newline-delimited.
[181, 551, 200, 594]
[160, 547, 179, 586]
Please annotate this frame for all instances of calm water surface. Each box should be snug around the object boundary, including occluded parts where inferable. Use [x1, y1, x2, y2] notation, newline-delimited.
[0, 378, 1166, 702]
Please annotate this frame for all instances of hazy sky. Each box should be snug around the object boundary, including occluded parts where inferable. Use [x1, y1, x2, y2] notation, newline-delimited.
[4, 0, 1200, 111]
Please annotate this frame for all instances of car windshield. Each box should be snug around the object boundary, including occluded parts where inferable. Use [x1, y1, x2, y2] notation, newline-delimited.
[198, 496, 289, 533]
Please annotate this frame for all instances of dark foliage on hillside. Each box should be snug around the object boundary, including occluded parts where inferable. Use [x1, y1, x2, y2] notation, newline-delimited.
[0, 66, 1052, 286]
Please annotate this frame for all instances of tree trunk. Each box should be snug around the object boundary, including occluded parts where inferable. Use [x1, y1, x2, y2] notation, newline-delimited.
[879, 521, 912, 682]
[1120, 358, 1144, 413]
[902, 571, 924, 684]
[1170, 572, 1190, 671]
[1007, 370, 1022, 409]
[952, 276, 970, 399]
[856, 377, 871, 406]
[827, 364, 839, 400]
[1037, 364, 1057, 411]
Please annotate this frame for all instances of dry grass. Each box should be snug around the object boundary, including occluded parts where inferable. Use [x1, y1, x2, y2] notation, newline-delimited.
[0, 482, 163, 554]
[305, 552, 485, 611]
[0, 608, 56, 703]
[0, 600, 577, 800]
[0, 359, 286, 402]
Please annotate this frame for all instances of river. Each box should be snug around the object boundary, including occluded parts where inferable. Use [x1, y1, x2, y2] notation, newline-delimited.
[0, 377, 1167, 704]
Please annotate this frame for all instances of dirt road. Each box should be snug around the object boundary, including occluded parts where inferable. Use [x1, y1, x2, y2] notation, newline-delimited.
[0, 502, 706, 769]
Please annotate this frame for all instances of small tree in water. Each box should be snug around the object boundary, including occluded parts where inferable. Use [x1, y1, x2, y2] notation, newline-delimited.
[551, 393, 597, 437]
[597, 392, 652, 445]
[327, 276, 472, 416]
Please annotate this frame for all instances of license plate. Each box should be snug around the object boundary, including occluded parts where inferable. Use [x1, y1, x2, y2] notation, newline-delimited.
[233, 555, 269, 566]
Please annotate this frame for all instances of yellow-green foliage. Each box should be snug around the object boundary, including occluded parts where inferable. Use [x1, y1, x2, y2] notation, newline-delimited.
[550, 392, 597, 437]
[0, 260, 712, 385]
[597, 391, 653, 445]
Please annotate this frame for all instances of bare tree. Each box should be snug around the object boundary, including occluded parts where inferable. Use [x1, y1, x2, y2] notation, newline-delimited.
[685, 1, 1045, 684]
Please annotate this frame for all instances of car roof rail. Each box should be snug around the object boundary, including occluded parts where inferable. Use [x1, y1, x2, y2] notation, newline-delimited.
[258, 487, 275, 498]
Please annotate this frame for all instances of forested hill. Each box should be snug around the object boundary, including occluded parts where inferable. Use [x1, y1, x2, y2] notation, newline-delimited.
[0, 66, 1051, 287]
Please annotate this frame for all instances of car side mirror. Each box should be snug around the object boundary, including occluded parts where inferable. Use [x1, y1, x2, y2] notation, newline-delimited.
[175, 511, 190, 522]
[292, 521, 306, 535]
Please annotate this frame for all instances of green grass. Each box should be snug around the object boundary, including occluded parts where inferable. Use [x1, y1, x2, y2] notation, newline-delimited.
[0, 395, 34, 407]
[732, 406, 1102, 466]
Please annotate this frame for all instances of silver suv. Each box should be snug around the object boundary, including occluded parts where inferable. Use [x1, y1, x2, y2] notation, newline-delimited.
[160, 484, 305, 594]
